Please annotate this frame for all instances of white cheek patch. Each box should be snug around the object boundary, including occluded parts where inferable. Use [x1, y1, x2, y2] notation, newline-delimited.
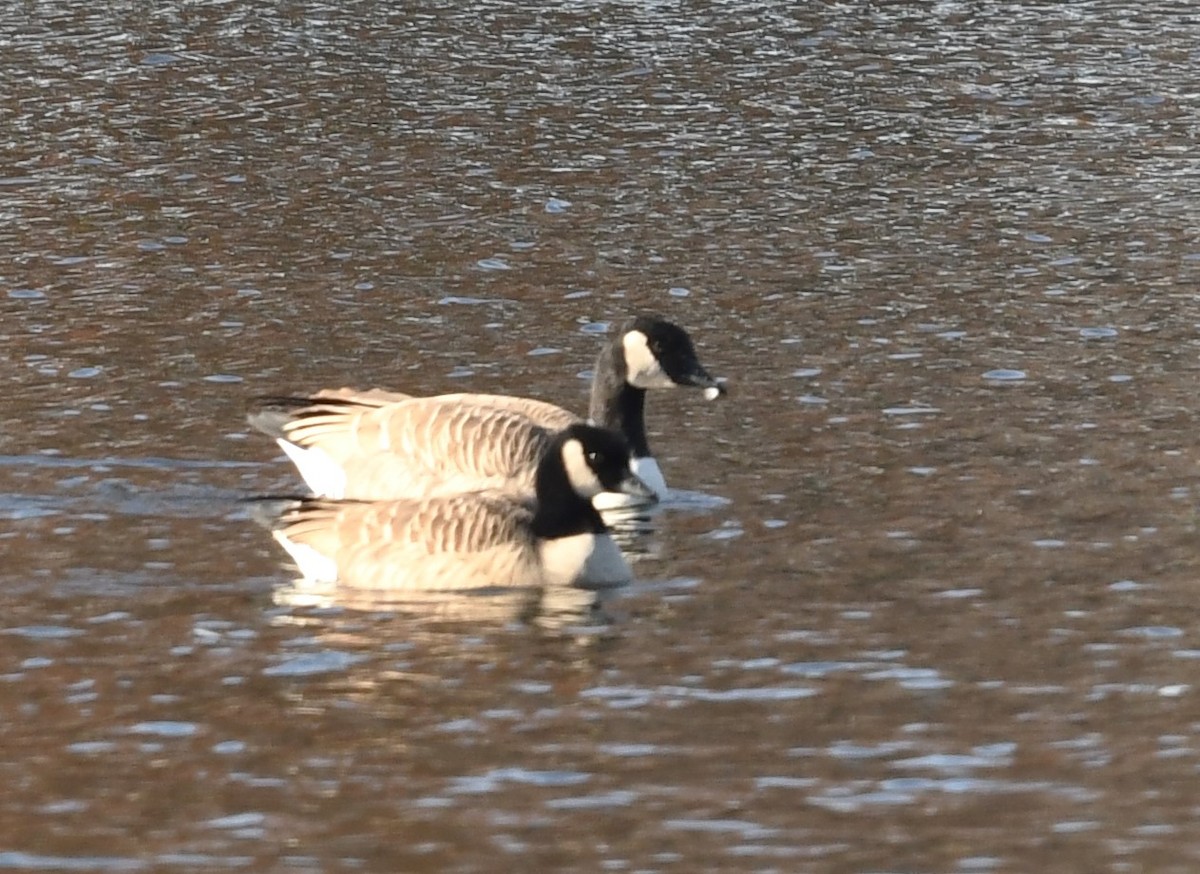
[622, 330, 675, 389]
[561, 438, 604, 498]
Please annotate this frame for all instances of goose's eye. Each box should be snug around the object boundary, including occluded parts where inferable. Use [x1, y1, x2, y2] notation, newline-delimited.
[587, 451, 604, 466]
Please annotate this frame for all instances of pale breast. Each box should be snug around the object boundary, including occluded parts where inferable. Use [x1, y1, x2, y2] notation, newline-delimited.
[577, 533, 634, 587]
[533, 533, 634, 590]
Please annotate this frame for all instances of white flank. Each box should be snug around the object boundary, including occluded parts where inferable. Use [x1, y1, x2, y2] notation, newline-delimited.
[277, 439, 347, 499]
[622, 330, 674, 389]
[273, 531, 339, 583]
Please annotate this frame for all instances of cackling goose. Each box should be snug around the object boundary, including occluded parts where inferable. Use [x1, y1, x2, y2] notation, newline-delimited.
[248, 315, 725, 506]
[263, 423, 654, 590]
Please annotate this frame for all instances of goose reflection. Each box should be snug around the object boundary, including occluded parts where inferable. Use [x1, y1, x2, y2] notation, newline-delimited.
[271, 573, 618, 631]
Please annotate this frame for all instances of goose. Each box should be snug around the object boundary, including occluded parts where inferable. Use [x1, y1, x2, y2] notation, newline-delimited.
[247, 315, 725, 506]
[262, 423, 654, 591]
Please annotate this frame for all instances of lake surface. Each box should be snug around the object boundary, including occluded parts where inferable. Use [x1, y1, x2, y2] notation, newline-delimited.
[4, 1, 1200, 870]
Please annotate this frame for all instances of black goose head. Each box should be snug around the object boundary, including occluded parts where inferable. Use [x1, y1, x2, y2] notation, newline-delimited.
[617, 315, 727, 397]
[554, 424, 655, 502]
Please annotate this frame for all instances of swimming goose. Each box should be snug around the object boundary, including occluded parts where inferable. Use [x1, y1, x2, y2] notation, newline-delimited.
[263, 424, 654, 591]
[247, 315, 725, 505]
[251, 399, 554, 498]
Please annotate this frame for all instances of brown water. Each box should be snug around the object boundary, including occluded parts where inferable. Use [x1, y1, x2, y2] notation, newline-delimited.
[4, 1, 1200, 870]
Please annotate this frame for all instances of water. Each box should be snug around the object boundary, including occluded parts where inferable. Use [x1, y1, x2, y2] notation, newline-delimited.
[4, 1, 1200, 870]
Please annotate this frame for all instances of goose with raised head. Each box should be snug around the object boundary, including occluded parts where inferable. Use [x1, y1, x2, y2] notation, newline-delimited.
[263, 424, 654, 590]
[248, 315, 725, 505]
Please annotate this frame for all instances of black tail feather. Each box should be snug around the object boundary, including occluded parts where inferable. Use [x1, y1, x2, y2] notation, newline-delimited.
[246, 394, 383, 439]
[240, 494, 307, 530]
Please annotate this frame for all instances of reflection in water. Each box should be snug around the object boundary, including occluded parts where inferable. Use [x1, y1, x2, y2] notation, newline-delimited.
[600, 504, 659, 560]
[271, 571, 611, 631]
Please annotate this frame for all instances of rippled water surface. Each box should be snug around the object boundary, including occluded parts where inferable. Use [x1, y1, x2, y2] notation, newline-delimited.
[5, 1, 1200, 870]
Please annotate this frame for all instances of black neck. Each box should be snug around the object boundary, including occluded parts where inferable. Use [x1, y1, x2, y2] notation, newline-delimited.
[587, 340, 651, 458]
[530, 455, 608, 539]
